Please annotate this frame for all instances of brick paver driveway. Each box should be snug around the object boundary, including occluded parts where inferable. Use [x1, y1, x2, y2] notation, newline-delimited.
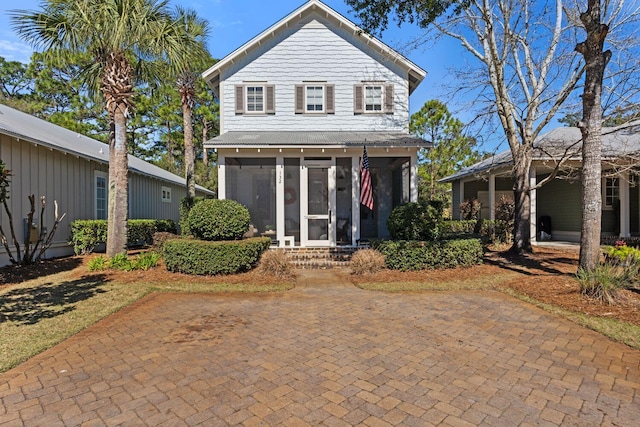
[1, 270, 639, 426]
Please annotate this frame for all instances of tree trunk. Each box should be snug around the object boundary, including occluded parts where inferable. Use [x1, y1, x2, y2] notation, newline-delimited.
[577, 0, 610, 271]
[106, 106, 129, 257]
[511, 144, 532, 253]
[183, 103, 195, 199]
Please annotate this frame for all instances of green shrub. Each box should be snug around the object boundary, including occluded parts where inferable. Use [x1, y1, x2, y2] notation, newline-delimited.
[152, 231, 180, 252]
[387, 202, 443, 241]
[440, 220, 477, 237]
[88, 255, 108, 271]
[163, 237, 271, 275]
[109, 253, 132, 271]
[186, 199, 251, 241]
[576, 263, 637, 305]
[70, 220, 108, 254]
[372, 238, 483, 271]
[258, 249, 294, 278]
[606, 243, 640, 266]
[180, 197, 206, 236]
[459, 199, 481, 220]
[70, 219, 177, 254]
[131, 251, 161, 271]
[350, 249, 386, 275]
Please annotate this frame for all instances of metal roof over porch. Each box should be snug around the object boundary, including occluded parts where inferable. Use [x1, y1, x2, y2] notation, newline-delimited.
[204, 131, 430, 149]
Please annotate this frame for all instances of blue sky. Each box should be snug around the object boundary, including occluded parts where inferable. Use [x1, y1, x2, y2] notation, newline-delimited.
[0, 0, 498, 148]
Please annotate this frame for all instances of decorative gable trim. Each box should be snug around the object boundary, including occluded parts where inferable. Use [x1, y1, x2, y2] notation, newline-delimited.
[202, 0, 426, 95]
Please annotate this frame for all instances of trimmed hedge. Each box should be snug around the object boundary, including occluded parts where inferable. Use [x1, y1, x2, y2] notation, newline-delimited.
[70, 219, 177, 254]
[372, 238, 483, 271]
[163, 237, 271, 275]
[440, 220, 477, 236]
[186, 199, 250, 241]
[387, 202, 443, 241]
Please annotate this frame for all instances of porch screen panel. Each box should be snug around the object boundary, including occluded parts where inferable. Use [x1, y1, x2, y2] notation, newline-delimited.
[225, 157, 276, 235]
[336, 158, 352, 245]
[284, 158, 301, 243]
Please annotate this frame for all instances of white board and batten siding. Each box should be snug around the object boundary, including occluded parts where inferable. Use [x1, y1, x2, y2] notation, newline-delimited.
[221, 13, 410, 134]
[0, 133, 191, 267]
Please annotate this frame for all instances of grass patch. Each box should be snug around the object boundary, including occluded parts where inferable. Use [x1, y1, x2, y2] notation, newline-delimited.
[355, 272, 520, 292]
[500, 288, 640, 350]
[0, 270, 292, 373]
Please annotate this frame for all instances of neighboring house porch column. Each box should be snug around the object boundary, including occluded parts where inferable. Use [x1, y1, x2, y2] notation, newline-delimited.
[488, 174, 496, 221]
[352, 156, 361, 245]
[410, 150, 418, 203]
[620, 171, 630, 237]
[276, 156, 285, 246]
[530, 166, 537, 242]
[218, 153, 225, 199]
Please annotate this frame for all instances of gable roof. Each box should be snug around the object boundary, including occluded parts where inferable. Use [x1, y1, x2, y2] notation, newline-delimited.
[202, 0, 426, 95]
[0, 103, 214, 194]
[440, 121, 640, 183]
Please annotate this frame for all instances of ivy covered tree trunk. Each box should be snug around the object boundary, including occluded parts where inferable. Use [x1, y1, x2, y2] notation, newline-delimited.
[576, 0, 611, 271]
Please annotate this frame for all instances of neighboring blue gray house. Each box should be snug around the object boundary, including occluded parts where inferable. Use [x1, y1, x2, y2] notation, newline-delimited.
[442, 122, 640, 243]
[201, 0, 428, 248]
[0, 104, 213, 266]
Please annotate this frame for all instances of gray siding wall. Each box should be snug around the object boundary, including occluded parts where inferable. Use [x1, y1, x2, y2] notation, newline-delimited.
[536, 176, 582, 233]
[221, 12, 409, 133]
[0, 134, 191, 266]
[463, 180, 488, 201]
[451, 181, 460, 219]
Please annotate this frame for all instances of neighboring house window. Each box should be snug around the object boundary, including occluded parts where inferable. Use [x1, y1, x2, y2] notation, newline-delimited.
[365, 85, 383, 111]
[295, 83, 335, 114]
[162, 186, 172, 203]
[604, 177, 619, 208]
[95, 170, 108, 220]
[354, 83, 394, 114]
[235, 84, 275, 114]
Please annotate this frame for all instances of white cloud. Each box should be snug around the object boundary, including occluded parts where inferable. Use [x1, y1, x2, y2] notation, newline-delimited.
[0, 40, 33, 63]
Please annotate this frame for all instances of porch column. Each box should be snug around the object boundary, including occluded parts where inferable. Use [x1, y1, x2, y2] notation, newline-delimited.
[529, 166, 537, 243]
[217, 154, 225, 199]
[276, 156, 285, 246]
[410, 150, 418, 203]
[459, 180, 465, 220]
[352, 156, 360, 245]
[488, 174, 496, 221]
[620, 172, 630, 237]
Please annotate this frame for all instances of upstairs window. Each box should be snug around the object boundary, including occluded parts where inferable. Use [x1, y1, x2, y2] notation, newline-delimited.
[162, 186, 172, 203]
[365, 85, 383, 111]
[354, 83, 394, 114]
[246, 86, 264, 113]
[306, 86, 324, 112]
[295, 83, 335, 114]
[235, 84, 275, 114]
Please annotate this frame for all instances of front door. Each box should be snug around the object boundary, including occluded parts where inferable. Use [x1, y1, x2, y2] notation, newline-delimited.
[302, 160, 335, 246]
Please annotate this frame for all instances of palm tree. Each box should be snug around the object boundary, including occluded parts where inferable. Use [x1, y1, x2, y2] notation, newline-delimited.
[11, 0, 209, 256]
[174, 7, 209, 199]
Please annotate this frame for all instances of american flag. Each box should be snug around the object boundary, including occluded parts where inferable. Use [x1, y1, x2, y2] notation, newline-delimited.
[360, 146, 374, 210]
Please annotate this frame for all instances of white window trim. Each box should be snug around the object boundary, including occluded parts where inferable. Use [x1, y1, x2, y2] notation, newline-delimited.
[245, 85, 265, 114]
[603, 177, 619, 210]
[162, 186, 172, 203]
[305, 85, 325, 113]
[94, 170, 108, 220]
[364, 84, 383, 113]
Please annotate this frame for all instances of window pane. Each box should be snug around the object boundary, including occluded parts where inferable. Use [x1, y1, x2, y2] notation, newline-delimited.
[246, 86, 264, 112]
[365, 85, 382, 111]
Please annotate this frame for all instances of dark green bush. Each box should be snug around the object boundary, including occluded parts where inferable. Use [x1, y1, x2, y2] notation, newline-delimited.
[459, 199, 481, 220]
[70, 219, 177, 254]
[186, 199, 251, 241]
[387, 202, 443, 241]
[180, 197, 206, 236]
[440, 220, 477, 237]
[163, 237, 271, 275]
[70, 220, 108, 254]
[372, 238, 483, 271]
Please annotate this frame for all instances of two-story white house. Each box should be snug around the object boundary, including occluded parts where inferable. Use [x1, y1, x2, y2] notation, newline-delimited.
[202, 0, 427, 247]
